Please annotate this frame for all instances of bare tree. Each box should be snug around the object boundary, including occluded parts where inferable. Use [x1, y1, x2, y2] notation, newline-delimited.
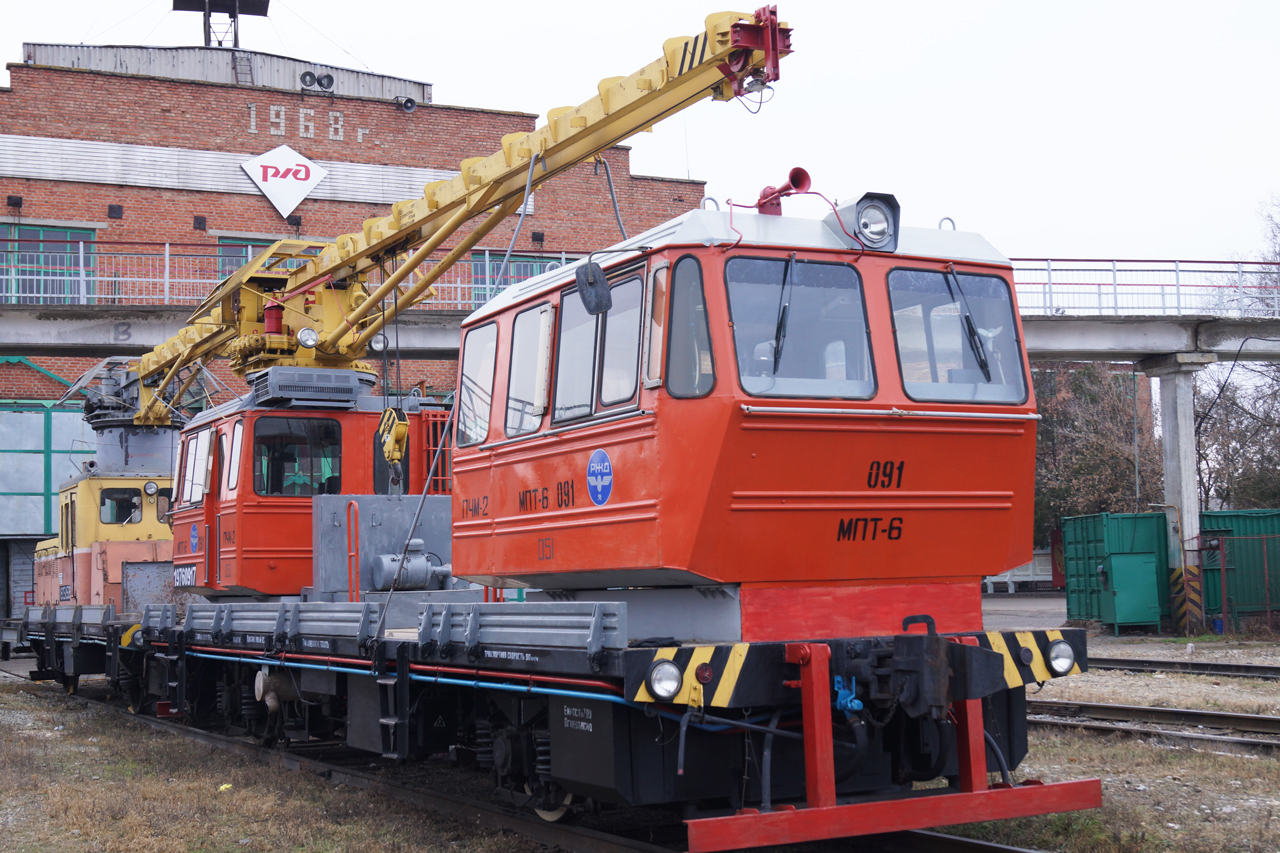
[1033, 363, 1164, 547]
[1196, 362, 1280, 509]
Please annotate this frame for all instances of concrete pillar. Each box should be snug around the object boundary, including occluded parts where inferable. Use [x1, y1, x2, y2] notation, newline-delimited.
[1140, 352, 1216, 629]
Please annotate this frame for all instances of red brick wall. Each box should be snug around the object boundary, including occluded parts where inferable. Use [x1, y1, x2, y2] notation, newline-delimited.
[0, 65, 703, 253]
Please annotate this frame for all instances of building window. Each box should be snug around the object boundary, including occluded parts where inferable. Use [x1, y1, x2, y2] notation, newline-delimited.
[0, 225, 95, 304]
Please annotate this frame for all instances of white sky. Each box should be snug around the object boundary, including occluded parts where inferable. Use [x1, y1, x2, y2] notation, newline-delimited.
[4, 0, 1279, 261]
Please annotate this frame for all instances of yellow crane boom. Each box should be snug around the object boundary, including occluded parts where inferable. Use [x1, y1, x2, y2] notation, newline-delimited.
[132, 7, 793, 425]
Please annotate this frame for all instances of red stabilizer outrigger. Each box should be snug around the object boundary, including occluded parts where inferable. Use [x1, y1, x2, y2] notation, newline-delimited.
[684, 641, 1103, 852]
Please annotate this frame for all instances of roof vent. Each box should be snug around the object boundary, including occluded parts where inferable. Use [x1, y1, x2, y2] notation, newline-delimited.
[252, 366, 372, 408]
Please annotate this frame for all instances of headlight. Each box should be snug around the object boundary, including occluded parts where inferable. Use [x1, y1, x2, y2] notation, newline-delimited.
[853, 192, 900, 252]
[646, 659, 683, 702]
[1048, 640, 1076, 675]
[368, 333, 389, 353]
[859, 205, 890, 243]
[143, 481, 159, 496]
[297, 327, 320, 349]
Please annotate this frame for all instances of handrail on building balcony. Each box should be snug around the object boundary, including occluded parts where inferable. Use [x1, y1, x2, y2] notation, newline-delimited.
[0, 239, 578, 310]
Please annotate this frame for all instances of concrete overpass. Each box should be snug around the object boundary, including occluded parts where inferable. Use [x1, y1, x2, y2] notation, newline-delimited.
[0, 304, 468, 359]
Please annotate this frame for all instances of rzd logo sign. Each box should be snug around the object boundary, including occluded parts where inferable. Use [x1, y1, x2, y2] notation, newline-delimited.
[241, 144, 328, 218]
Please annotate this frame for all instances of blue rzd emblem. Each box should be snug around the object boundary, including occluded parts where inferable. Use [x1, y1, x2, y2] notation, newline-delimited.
[190, 523, 199, 552]
[586, 448, 613, 506]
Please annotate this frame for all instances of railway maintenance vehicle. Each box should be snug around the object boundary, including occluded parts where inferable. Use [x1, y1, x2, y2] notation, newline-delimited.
[5, 7, 1102, 847]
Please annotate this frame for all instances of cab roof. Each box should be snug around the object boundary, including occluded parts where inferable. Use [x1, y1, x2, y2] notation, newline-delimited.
[464, 207, 1010, 325]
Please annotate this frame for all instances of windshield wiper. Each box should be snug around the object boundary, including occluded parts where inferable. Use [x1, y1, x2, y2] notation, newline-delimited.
[772, 252, 797, 374]
[942, 265, 991, 383]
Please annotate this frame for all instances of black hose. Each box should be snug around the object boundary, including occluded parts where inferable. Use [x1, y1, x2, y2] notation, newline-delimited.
[760, 709, 784, 812]
[597, 155, 628, 240]
[984, 729, 1012, 786]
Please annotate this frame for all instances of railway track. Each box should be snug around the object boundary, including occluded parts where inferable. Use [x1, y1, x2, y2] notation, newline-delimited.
[1028, 698, 1280, 751]
[0, 664, 1047, 853]
[1088, 656, 1280, 680]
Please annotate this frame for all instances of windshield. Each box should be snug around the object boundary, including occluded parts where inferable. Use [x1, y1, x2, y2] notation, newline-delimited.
[724, 257, 874, 399]
[887, 269, 1026, 404]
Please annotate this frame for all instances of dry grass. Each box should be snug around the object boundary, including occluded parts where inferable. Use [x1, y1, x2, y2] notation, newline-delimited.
[947, 727, 1280, 853]
[7, 671, 1280, 853]
[0, 679, 544, 853]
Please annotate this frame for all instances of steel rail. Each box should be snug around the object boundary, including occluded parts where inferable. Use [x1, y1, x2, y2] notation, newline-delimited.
[0, 669, 1053, 853]
[1027, 699, 1280, 736]
[1030, 718, 1280, 751]
[1087, 656, 1280, 681]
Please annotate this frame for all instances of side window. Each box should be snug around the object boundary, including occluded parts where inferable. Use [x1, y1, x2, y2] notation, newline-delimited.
[253, 418, 342, 496]
[156, 488, 172, 522]
[665, 256, 715, 397]
[552, 293, 598, 422]
[214, 434, 227, 500]
[599, 278, 643, 407]
[100, 488, 142, 524]
[506, 304, 554, 436]
[457, 323, 498, 446]
[226, 421, 244, 491]
[643, 264, 669, 388]
[181, 429, 211, 505]
[69, 494, 77, 548]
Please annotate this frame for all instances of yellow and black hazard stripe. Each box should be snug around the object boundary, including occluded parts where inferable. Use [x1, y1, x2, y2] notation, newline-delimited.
[975, 628, 1086, 689]
[119, 623, 142, 649]
[624, 643, 787, 709]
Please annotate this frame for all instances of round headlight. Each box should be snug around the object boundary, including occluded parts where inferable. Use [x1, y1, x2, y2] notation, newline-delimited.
[368, 333, 389, 353]
[297, 327, 320, 349]
[1047, 640, 1075, 676]
[143, 481, 159, 496]
[858, 204, 891, 245]
[646, 659, 683, 702]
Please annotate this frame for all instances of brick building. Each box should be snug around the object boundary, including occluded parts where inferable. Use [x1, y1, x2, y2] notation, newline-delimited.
[0, 43, 703, 615]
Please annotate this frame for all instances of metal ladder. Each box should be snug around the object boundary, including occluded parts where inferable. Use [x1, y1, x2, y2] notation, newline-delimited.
[231, 52, 254, 86]
[376, 642, 411, 760]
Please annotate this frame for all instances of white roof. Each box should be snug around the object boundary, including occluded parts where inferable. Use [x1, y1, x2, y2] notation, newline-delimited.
[465, 203, 1010, 324]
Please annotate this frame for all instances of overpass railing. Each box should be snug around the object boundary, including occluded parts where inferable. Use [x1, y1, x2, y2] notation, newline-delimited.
[7, 242, 1279, 319]
[0, 240, 580, 310]
[1011, 258, 1280, 317]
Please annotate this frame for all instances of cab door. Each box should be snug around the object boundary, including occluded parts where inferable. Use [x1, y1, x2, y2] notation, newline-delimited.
[203, 431, 224, 586]
[216, 420, 244, 585]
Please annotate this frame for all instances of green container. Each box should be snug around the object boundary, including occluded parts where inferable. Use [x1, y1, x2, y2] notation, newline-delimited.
[1060, 512, 1170, 629]
[1199, 510, 1280, 628]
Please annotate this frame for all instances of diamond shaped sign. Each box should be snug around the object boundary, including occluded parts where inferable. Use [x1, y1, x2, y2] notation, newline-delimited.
[241, 144, 328, 218]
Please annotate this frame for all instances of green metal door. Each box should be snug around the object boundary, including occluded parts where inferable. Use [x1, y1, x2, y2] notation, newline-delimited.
[1102, 553, 1160, 629]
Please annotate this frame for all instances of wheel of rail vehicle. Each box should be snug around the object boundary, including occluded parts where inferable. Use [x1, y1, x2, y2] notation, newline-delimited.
[524, 783, 575, 823]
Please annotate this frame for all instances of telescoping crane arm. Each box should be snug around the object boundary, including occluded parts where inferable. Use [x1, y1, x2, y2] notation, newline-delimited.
[130, 7, 793, 425]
